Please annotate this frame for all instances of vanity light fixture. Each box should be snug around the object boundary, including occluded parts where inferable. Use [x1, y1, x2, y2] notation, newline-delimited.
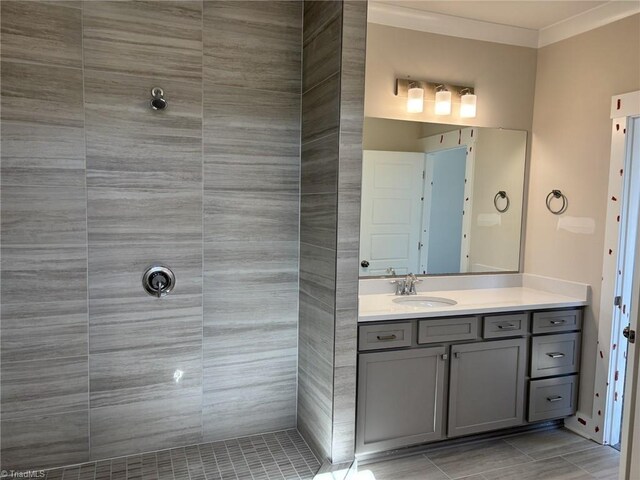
[406, 82, 424, 113]
[434, 85, 452, 116]
[460, 88, 477, 118]
[395, 79, 476, 118]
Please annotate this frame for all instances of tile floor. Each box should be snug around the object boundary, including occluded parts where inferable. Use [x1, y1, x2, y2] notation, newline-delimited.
[37, 427, 621, 480]
[43, 430, 320, 480]
[358, 428, 620, 480]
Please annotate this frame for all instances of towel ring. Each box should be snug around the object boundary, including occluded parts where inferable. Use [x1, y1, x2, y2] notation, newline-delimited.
[546, 189, 568, 215]
[494, 191, 510, 213]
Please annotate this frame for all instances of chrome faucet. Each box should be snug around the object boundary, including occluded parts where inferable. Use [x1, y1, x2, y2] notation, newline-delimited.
[391, 273, 422, 295]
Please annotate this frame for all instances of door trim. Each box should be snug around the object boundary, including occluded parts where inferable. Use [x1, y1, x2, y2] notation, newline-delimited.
[564, 92, 640, 452]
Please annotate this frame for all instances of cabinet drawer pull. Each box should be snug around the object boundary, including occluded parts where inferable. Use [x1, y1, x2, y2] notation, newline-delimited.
[376, 334, 397, 341]
[546, 352, 565, 358]
[441, 353, 448, 360]
[547, 395, 564, 403]
[497, 323, 518, 330]
[550, 320, 566, 325]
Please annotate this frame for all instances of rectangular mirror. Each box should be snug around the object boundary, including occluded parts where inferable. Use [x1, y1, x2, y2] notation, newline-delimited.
[359, 118, 527, 277]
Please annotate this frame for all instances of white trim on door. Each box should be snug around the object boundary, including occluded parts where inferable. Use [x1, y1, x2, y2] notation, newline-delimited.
[564, 92, 640, 457]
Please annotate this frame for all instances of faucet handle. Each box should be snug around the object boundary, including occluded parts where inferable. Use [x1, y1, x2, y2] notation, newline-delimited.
[390, 278, 406, 295]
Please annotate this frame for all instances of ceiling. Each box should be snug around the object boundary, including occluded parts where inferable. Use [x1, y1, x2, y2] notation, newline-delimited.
[373, 1, 610, 30]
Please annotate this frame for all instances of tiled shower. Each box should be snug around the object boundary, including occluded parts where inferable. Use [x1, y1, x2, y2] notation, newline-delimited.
[0, 0, 366, 473]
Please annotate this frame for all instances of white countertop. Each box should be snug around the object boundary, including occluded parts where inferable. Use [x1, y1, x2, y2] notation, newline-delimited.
[359, 286, 588, 322]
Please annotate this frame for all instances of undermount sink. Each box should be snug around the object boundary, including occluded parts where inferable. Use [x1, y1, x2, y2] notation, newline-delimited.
[392, 296, 457, 308]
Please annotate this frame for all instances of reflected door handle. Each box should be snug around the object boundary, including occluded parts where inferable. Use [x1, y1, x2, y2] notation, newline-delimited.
[361, 260, 370, 268]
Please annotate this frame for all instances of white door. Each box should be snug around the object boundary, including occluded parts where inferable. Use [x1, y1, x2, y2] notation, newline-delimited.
[621, 117, 640, 479]
[360, 151, 424, 276]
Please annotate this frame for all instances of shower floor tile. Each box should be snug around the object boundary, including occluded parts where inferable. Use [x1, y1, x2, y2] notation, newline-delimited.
[45, 429, 320, 480]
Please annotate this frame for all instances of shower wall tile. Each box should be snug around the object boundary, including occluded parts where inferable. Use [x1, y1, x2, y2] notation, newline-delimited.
[88, 242, 202, 303]
[1, 410, 90, 470]
[302, 14, 342, 93]
[300, 193, 338, 249]
[0, 1, 82, 68]
[1, 356, 88, 419]
[1, 61, 84, 127]
[297, 0, 343, 462]
[202, 240, 298, 440]
[203, 85, 300, 159]
[1, 0, 307, 469]
[297, 290, 335, 460]
[89, 295, 202, 354]
[89, 345, 202, 408]
[303, 0, 342, 45]
[0, 300, 88, 362]
[204, 155, 299, 193]
[299, 242, 336, 308]
[0, 60, 85, 185]
[87, 187, 202, 245]
[203, 1, 301, 94]
[0, 1, 90, 471]
[202, 354, 297, 440]
[301, 73, 341, 144]
[203, 241, 298, 305]
[202, 0, 300, 443]
[84, 70, 202, 189]
[1, 246, 88, 305]
[203, 191, 298, 242]
[1, 122, 86, 186]
[1, 185, 87, 245]
[83, 1, 202, 81]
[331, 0, 367, 463]
[301, 133, 339, 195]
[298, 0, 366, 463]
[90, 391, 202, 460]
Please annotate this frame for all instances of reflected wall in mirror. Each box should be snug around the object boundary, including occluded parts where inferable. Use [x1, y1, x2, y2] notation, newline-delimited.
[359, 118, 526, 277]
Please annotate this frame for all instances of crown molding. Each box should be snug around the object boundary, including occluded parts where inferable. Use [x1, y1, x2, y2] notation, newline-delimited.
[538, 1, 640, 48]
[368, 1, 640, 49]
[367, 2, 539, 48]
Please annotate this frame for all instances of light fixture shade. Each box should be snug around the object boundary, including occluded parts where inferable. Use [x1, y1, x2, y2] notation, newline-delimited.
[407, 86, 424, 113]
[435, 89, 452, 115]
[460, 92, 477, 118]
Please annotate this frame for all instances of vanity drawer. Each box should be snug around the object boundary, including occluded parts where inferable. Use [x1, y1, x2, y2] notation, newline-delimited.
[359, 323, 413, 351]
[528, 375, 579, 422]
[531, 333, 581, 378]
[532, 309, 582, 334]
[483, 313, 528, 338]
[418, 317, 479, 344]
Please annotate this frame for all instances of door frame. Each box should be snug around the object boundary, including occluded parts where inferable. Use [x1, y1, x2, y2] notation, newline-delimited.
[620, 114, 640, 478]
[564, 92, 640, 450]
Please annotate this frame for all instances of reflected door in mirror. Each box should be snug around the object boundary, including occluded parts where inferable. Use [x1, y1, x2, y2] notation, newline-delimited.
[360, 151, 424, 276]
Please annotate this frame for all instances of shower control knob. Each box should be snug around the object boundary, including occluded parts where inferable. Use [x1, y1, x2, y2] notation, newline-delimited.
[142, 265, 175, 298]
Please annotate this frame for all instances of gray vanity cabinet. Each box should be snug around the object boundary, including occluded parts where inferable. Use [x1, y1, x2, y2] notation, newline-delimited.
[356, 346, 447, 454]
[448, 338, 527, 437]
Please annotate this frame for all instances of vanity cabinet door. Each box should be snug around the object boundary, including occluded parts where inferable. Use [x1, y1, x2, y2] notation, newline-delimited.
[356, 346, 447, 455]
[448, 338, 526, 437]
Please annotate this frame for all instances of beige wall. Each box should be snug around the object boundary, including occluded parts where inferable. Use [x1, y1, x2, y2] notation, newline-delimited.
[470, 128, 527, 272]
[525, 14, 640, 415]
[365, 23, 538, 130]
[363, 117, 424, 151]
